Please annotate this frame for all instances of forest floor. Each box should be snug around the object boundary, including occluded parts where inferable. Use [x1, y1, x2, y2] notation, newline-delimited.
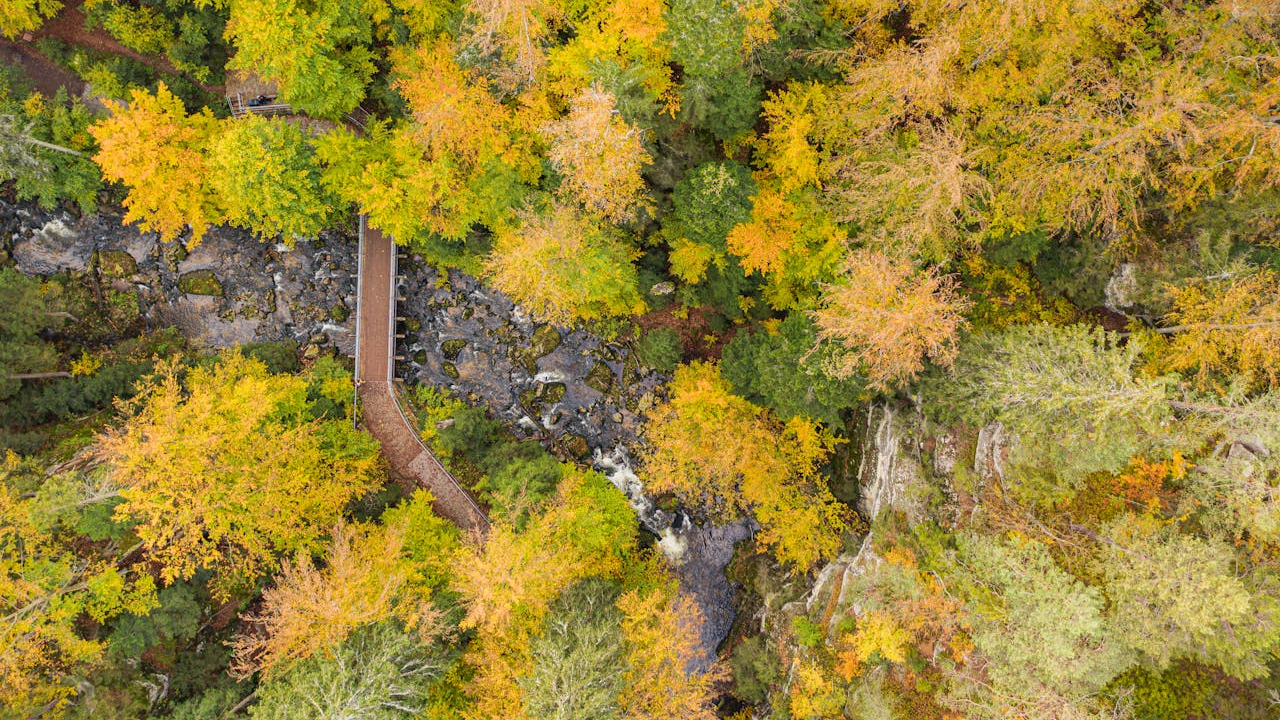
[19, 3, 223, 94]
[0, 41, 83, 97]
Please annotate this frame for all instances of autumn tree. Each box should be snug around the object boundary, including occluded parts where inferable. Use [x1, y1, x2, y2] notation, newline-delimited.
[484, 202, 646, 326]
[225, 0, 378, 118]
[207, 114, 339, 241]
[462, 0, 562, 91]
[810, 0, 1280, 255]
[101, 352, 380, 599]
[0, 455, 157, 720]
[1152, 269, 1280, 392]
[813, 249, 969, 389]
[617, 576, 722, 720]
[641, 361, 845, 569]
[232, 491, 458, 677]
[929, 323, 1172, 496]
[1101, 515, 1280, 681]
[0, 0, 60, 38]
[453, 467, 636, 719]
[543, 87, 652, 222]
[89, 83, 224, 243]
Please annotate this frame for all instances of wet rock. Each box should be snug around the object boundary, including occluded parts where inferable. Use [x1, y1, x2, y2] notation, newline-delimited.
[562, 434, 590, 458]
[857, 403, 925, 524]
[12, 216, 90, 274]
[650, 281, 675, 296]
[178, 269, 224, 296]
[3, 198, 359, 353]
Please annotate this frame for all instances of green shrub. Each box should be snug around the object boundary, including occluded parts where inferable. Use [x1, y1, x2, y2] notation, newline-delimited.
[730, 636, 783, 705]
[634, 327, 683, 373]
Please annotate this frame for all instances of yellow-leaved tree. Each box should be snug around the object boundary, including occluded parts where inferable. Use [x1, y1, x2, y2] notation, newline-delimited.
[1153, 269, 1280, 392]
[617, 576, 724, 720]
[230, 490, 459, 677]
[543, 87, 652, 222]
[641, 361, 846, 570]
[0, 0, 60, 38]
[89, 83, 224, 244]
[453, 467, 636, 720]
[100, 352, 380, 599]
[484, 202, 646, 325]
[813, 249, 969, 389]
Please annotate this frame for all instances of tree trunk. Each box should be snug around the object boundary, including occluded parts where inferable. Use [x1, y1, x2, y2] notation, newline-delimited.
[25, 137, 84, 157]
[1151, 319, 1280, 335]
[8, 372, 73, 380]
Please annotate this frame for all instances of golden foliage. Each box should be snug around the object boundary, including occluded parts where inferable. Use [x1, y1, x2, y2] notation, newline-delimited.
[101, 353, 379, 598]
[756, 83, 826, 193]
[464, 0, 563, 91]
[834, 611, 911, 680]
[813, 249, 969, 388]
[544, 0, 673, 105]
[89, 84, 223, 244]
[641, 362, 845, 569]
[230, 523, 408, 678]
[1157, 269, 1280, 392]
[726, 187, 802, 276]
[617, 580, 723, 720]
[454, 467, 636, 719]
[543, 87, 653, 222]
[484, 202, 645, 325]
[394, 40, 510, 165]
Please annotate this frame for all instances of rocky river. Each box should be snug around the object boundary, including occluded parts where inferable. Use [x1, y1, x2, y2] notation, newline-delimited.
[2, 197, 755, 660]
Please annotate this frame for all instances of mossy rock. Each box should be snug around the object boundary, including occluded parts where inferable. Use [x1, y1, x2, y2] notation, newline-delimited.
[94, 250, 136, 278]
[413, 350, 428, 365]
[263, 288, 277, 313]
[169, 243, 189, 263]
[442, 339, 467, 360]
[442, 361, 459, 379]
[178, 269, 223, 296]
[329, 303, 349, 322]
[510, 348, 538, 376]
[539, 382, 566, 404]
[519, 386, 539, 411]
[529, 324, 562, 358]
[585, 361, 614, 394]
[562, 434, 590, 459]
[403, 317, 421, 332]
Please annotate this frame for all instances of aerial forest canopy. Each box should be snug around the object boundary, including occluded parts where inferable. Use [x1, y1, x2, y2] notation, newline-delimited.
[5, 0, 1280, 719]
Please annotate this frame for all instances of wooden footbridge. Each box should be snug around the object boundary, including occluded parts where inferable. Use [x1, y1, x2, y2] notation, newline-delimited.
[354, 216, 490, 534]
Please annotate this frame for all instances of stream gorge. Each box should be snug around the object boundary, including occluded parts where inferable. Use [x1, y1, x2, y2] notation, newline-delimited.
[3, 197, 922, 661]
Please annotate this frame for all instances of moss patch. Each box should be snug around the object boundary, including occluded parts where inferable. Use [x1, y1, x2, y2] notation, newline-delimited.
[94, 250, 137, 278]
[585, 361, 614, 394]
[529, 324, 562, 358]
[442, 339, 467, 360]
[178, 269, 223, 296]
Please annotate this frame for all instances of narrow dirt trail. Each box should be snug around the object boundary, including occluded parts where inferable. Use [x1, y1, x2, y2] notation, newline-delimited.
[27, 3, 223, 93]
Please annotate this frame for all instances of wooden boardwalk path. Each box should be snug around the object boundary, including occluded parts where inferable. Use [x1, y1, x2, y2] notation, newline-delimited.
[355, 217, 490, 534]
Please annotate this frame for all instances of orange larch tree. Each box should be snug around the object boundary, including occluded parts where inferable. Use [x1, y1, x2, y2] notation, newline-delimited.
[813, 248, 970, 389]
